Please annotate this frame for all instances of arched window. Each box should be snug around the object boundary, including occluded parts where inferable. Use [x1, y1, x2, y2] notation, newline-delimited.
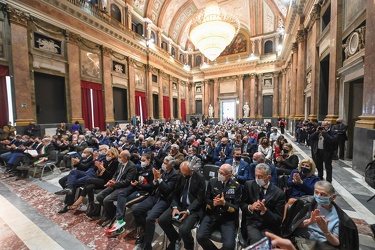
[110, 4, 121, 23]
[171, 47, 176, 57]
[179, 53, 184, 62]
[195, 55, 202, 67]
[264, 40, 273, 53]
[150, 31, 157, 44]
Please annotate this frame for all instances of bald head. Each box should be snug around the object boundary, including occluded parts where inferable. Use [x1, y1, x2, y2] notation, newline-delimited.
[253, 152, 265, 163]
[180, 161, 192, 176]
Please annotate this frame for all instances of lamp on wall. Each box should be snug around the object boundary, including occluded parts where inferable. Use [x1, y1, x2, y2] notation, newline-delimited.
[187, 1, 240, 61]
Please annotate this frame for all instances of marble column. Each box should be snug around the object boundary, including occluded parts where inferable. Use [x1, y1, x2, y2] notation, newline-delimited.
[147, 65, 153, 119]
[281, 70, 287, 118]
[289, 43, 298, 119]
[128, 58, 136, 118]
[8, 7, 34, 126]
[249, 74, 256, 118]
[191, 82, 196, 114]
[177, 79, 181, 119]
[125, 5, 132, 30]
[325, 0, 343, 123]
[356, 0, 375, 129]
[243, 75, 250, 108]
[169, 76, 173, 119]
[101, 46, 114, 123]
[257, 74, 263, 118]
[308, 4, 321, 120]
[65, 31, 84, 124]
[213, 78, 219, 118]
[295, 29, 307, 120]
[158, 70, 164, 120]
[272, 72, 280, 118]
[185, 84, 189, 115]
[204, 80, 210, 116]
[238, 75, 244, 118]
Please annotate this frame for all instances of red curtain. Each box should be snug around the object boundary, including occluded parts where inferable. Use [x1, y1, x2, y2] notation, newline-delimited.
[181, 99, 186, 122]
[135, 91, 147, 122]
[0, 66, 9, 127]
[163, 96, 170, 121]
[81, 81, 105, 130]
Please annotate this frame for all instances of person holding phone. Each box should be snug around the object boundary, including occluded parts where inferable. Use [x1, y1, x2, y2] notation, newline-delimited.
[197, 164, 241, 250]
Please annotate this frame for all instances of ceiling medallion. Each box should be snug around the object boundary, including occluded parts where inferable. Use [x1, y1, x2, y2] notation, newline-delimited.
[187, 1, 240, 61]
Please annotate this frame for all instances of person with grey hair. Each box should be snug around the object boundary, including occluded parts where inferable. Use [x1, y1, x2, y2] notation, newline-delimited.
[240, 163, 285, 246]
[169, 143, 184, 169]
[282, 180, 359, 249]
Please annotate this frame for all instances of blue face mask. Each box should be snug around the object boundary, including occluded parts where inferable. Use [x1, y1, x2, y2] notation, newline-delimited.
[314, 194, 331, 205]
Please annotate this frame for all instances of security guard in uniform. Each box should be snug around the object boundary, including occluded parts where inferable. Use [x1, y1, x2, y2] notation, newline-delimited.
[197, 164, 242, 250]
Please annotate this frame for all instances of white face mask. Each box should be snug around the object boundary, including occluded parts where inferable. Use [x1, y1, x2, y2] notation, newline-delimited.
[81, 153, 87, 158]
[162, 163, 167, 171]
[256, 178, 266, 187]
[218, 173, 226, 182]
[118, 158, 123, 164]
[106, 156, 112, 161]
[141, 161, 148, 168]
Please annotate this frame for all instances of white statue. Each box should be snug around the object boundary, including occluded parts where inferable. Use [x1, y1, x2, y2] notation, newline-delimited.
[208, 104, 213, 118]
[243, 102, 250, 118]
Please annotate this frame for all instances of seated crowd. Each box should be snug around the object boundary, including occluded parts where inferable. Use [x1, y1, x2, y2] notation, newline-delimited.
[0, 119, 358, 249]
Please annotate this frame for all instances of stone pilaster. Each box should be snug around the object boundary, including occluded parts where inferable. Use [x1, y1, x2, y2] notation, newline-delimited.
[147, 64, 153, 119]
[204, 80, 209, 116]
[128, 58, 136, 118]
[158, 70, 164, 120]
[177, 79, 181, 119]
[295, 28, 307, 120]
[281, 70, 287, 118]
[169, 76, 173, 119]
[238, 75, 244, 118]
[273, 72, 280, 118]
[101, 46, 114, 123]
[289, 43, 298, 119]
[185, 84, 189, 115]
[213, 78, 219, 118]
[257, 74, 262, 118]
[7, 6, 34, 126]
[249, 74, 256, 118]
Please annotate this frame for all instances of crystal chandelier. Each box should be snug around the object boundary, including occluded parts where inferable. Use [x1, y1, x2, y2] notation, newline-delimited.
[187, 1, 240, 61]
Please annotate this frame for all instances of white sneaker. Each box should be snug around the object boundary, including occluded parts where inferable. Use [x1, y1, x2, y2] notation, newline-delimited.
[107, 221, 126, 233]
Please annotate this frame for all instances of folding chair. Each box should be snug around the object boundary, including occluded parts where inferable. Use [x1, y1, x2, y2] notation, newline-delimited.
[33, 150, 60, 179]
[203, 164, 220, 181]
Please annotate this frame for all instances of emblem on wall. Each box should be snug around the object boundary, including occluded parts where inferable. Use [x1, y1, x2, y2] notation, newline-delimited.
[81, 50, 101, 79]
[34, 33, 61, 54]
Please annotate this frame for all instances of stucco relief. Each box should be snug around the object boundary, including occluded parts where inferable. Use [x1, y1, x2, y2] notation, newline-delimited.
[274, 0, 288, 17]
[220, 81, 236, 94]
[161, 0, 187, 33]
[163, 81, 169, 95]
[132, 0, 146, 15]
[134, 68, 146, 91]
[220, 1, 250, 32]
[151, 0, 164, 23]
[263, 2, 275, 33]
[172, 4, 196, 41]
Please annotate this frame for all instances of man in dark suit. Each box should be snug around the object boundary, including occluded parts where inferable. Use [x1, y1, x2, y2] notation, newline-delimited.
[241, 135, 258, 158]
[133, 156, 179, 249]
[197, 164, 241, 250]
[152, 140, 167, 169]
[309, 121, 337, 182]
[240, 163, 285, 246]
[96, 150, 136, 227]
[213, 137, 233, 166]
[158, 161, 206, 250]
[225, 147, 250, 185]
[331, 118, 348, 160]
[200, 137, 214, 165]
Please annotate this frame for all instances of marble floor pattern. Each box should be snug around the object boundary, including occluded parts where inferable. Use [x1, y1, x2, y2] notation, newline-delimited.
[0, 133, 374, 250]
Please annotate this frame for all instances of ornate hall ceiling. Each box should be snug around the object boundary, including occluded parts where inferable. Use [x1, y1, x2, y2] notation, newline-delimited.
[130, 0, 290, 49]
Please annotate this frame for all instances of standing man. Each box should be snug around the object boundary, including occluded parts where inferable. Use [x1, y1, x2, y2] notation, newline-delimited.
[331, 118, 348, 160]
[197, 164, 241, 250]
[158, 161, 206, 250]
[240, 163, 285, 246]
[309, 121, 337, 183]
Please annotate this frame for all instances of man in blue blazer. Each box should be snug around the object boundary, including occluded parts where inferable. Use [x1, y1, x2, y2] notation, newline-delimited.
[225, 147, 250, 185]
[214, 137, 233, 166]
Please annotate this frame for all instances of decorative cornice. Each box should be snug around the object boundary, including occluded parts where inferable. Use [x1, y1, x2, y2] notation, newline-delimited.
[296, 29, 307, 43]
[101, 46, 112, 56]
[65, 30, 81, 45]
[6, 4, 29, 27]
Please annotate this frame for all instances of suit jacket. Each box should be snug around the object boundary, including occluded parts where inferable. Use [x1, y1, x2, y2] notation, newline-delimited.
[201, 145, 214, 164]
[112, 160, 137, 189]
[171, 171, 206, 216]
[331, 123, 348, 140]
[185, 155, 202, 171]
[154, 168, 179, 203]
[214, 144, 233, 163]
[171, 151, 185, 169]
[225, 159, 250, 185]
[310, 129, 337, 155]
[152, 149, 167, 169]
[205, 177, 241, 222]
[240, 180, 285, 234]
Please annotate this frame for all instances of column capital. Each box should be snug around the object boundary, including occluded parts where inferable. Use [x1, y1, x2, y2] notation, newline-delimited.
[310, 4, 321, 21]
[237, 74, 244, 80]
[250, 73, 256, 79]
[296, 29, 307, 43]
[65, 31, 81, 45]
[101, 46, 113, 57]
[129, 57, 136, 66]
[292, 42, 298, 52]
[7, 5, 29, 27]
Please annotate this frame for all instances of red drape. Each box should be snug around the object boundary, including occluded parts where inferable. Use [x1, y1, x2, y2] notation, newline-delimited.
[81, 81, 105, 130]
[163, 96, 170, 121]
[135, 91, 147, 121]
[0, 66, 9, 127]
[181, 99, 186, 122]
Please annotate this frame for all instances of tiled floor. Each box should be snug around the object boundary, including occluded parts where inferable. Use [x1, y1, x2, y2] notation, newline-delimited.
[0, 132, 374, 250]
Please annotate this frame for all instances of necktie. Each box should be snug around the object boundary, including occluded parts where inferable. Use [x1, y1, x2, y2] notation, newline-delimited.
[259, 187, 265, 200]
[181, 176, 190, 209]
